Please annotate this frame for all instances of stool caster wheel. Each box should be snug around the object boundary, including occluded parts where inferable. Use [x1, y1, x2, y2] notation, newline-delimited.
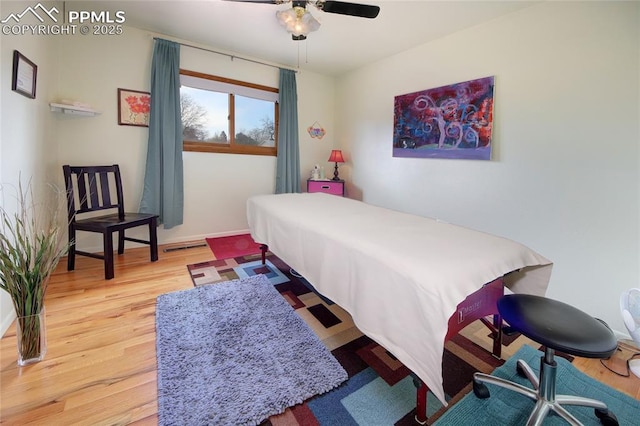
[473, 379, 490, 399]
[595, 408, 618, 426]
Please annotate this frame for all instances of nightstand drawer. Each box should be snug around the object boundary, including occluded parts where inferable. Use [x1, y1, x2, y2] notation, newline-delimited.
[307, 180, 344, 196]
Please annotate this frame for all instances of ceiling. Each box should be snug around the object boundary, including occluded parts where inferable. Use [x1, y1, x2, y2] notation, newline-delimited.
[75, 0, 537, 76]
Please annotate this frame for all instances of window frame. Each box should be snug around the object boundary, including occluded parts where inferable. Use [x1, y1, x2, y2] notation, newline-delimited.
[180, 69, 279, 157]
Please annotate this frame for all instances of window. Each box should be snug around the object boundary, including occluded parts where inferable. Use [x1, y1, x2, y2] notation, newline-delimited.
[180, 69, 279, 156]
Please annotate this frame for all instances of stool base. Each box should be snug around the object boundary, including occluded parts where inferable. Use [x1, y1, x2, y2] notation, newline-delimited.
[473, 348, 618, 426]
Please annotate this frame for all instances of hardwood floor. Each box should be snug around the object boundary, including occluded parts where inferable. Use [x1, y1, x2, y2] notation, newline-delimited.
[1, 243, 639, 424]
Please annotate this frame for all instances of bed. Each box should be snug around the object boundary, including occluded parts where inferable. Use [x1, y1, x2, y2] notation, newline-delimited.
[247, 192, 553, 419]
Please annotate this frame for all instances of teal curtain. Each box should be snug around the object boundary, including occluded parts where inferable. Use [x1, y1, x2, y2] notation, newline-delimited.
[275, 69, 301, 193]
[139, 39, 183, 228]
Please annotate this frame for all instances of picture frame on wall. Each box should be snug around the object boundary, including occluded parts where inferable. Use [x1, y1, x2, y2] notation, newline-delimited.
[118, 88, 151, 127]
[393, 76, 495, 160]
[12, 50, 37, 99]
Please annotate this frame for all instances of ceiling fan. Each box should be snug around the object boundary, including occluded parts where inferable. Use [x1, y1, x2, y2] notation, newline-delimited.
[226, 0, 380, 40]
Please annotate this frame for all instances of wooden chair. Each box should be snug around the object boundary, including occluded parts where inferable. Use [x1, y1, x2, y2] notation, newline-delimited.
[63, 165, 159, 280]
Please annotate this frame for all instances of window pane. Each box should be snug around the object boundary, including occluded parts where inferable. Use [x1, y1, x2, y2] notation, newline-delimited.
[180, 86, 229, 143]
[180, 69, 278, 156]
[234, 95, 275, 147]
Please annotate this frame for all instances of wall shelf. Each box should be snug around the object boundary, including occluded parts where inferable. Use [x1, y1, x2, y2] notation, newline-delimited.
[49, 103, 101, 116]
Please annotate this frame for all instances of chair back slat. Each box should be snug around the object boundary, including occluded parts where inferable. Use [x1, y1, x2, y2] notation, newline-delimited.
[112, 166, 126, 218]
[87, 172, 100, 209]
[99, 171, 112, 207]
[76, 171, 89, 211]
[63, 165, 125, 219]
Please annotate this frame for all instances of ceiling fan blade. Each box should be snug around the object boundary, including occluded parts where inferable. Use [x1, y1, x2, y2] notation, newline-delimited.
[320, 1, 380, 18]
[223, 0, 285, 4]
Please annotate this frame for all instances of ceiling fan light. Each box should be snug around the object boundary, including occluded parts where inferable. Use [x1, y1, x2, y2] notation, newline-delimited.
[276, 7, 320, 37]
[299, 10, 320, 34]
[276, 8, 297, 28]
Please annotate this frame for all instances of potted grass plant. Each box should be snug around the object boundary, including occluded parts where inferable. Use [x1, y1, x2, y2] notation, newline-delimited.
[0, 180, 69, 366]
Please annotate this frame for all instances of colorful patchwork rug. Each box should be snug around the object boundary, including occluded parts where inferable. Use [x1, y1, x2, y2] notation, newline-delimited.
[187, 253, 506, 425]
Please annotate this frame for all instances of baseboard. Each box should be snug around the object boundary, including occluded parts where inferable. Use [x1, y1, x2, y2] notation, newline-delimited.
[163, 229, 251, 245]
[614, 329, 632, 342]
[75, 229, 252, 254]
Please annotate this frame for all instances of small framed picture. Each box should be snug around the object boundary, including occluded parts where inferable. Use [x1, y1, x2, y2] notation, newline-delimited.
[12, 51, 37, 99]
[118, 88, 151, 127]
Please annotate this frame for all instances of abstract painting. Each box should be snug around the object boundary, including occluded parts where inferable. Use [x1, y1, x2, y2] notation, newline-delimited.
[393, 76, 494, 160]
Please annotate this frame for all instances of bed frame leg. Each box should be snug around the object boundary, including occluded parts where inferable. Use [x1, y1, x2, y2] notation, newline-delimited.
[479, 314, 503, 359]
[259, 244, 268, 265]
[492, 313, 503, 358]
[413, 312, 502, 425]
[415, 380, 428, 425]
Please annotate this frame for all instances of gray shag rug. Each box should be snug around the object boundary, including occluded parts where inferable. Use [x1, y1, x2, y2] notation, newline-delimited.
[155, 274, 348, 425]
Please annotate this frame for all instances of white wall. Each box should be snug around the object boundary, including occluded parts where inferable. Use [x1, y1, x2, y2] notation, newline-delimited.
[298, 71, 336, 187]
[335, 1, 639, 335]
[0, 1, 60, 334]
[55, 26, 336, 251]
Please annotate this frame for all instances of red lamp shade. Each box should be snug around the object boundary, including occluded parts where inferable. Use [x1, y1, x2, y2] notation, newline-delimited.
[328, 150, 344, 181]
[328, 150, 344, 163]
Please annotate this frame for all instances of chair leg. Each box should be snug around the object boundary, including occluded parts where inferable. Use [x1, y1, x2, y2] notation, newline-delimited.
[517, 359, 539, 390]
[555, 394, 609, 410]
[104, 232, 114, 280]
[149, 217, 158, 262]
[549, 403, 582, 426]
[118, 230, 125, 255]
[67, 228, 76, 271]
[525, 400, 552, 426]
[473, 371, 539, 401]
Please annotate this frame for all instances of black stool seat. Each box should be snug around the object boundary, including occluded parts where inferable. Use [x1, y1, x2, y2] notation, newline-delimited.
[498, 294, 618, 358]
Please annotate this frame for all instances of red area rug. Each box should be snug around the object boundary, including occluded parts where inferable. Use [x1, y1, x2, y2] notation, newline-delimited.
[206, 234, 262, 259]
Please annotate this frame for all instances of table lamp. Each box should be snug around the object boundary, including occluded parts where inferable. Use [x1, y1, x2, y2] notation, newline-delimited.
[328, 150, 344, 181]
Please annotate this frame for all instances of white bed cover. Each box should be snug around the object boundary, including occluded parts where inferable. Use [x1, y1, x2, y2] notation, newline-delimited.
[247, 193, 553, 404]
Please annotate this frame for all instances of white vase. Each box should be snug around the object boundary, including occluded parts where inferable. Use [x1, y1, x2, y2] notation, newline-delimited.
[16, 308, 47, 366]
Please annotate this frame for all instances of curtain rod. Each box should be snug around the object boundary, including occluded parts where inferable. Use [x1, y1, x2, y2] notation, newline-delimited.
[153, 37, 298, 73]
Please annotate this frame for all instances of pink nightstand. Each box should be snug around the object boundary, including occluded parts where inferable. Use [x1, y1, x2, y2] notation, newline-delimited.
[307, 179, 344, 196]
